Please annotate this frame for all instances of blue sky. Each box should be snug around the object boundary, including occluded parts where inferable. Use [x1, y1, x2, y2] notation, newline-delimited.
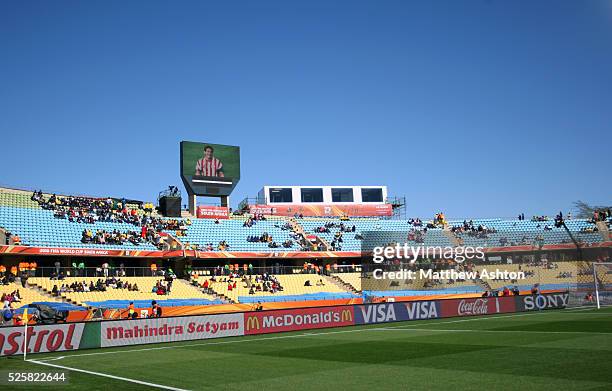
[1, 0, 611, 219]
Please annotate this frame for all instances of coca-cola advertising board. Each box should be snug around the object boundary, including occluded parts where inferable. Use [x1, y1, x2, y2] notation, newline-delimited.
[439, 296, 517, 318]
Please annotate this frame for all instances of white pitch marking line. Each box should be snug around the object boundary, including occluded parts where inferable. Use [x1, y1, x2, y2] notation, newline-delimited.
[373, 328, 609, 335]
[27, 359, 190, 391]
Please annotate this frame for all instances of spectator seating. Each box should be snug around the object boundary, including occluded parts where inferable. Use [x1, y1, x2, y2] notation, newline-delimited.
[83, 298, 223, 309]
[27, 277, 220, 307]
[0, 206, 160, 250]
[448, 218, 602, 247]
[1, 281, 70, 309]
[0, 187, 606, 251]
[198, 274, 350, 303]
[179, 218, 297, 252]
[474, 262, 579, 292]
[300, 218, 453, 251]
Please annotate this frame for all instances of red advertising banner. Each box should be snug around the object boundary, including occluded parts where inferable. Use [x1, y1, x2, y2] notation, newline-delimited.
[248, 203, 393, 217]
[244, 306, 355, 335]
[439, 296, 516, 317]
[0, 245, 185, 258]
[197, 206, 229, 219]
[0, 245, 362, 259]
[192, 250, 362, 259]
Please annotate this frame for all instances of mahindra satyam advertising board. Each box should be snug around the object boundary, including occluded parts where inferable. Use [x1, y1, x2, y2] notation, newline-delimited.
[0, 323, 86, 356]
[244, 306, 355, 335]
[101, 313, 244, 347]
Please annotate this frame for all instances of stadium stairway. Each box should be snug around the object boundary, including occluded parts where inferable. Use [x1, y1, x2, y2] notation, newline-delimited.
[314, 235, 331, 251]
[205, 289, 236, 304]
[332, 273, 362, 292]
[473, 276, 492, 291]
[595, 221, 611, 241]
[443, 227, 462, 247]
[330, 274, 360, 294]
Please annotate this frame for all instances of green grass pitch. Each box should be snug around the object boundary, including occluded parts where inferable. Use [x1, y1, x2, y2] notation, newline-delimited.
[2, 307, 611, 390]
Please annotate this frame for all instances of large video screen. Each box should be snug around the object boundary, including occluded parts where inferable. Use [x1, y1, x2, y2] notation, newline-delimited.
[181, 141, 240, 180]
[180, 141, 240, 197]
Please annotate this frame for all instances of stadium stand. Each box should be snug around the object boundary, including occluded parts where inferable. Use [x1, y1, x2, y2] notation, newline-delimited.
[473, 261, 580, 292]
[299, 218, 454, 251]
[1, 187, 607, 251]
[1, 186, 609, 318]
[0, 281, 76, 309]
[27, 277, 222, 308]
[197, 274, 356, 303]
[448, 218, 603, 247]
[180, 217, 300, 252]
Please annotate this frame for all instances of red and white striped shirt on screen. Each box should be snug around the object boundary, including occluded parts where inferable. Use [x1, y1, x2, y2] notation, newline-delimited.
[196, 157, 223, 176]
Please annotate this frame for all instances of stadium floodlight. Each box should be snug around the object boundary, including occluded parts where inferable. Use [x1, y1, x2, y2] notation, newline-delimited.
[593, 262, 612, 309]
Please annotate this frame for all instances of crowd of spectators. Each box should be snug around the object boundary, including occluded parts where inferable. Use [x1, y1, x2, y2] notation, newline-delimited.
[247, 232, 274, 243]
[408, 218, 423, 227]
[80, 228, 161, 247]
[242, 214, 267, 227]
[245, 273, 283, 294]
[1, 291, 21, 307]
[406, 229, 425, 244]
[592, 208, 611, 223]
[50, 277, 140, 296]
[451, 220, 497, 239]
[244, 220, 302, 249]
[152, 278, 172, 295]
[309, 222, 356, 251]
[201, 271, 285, 295]
[32, 191, 190, 249]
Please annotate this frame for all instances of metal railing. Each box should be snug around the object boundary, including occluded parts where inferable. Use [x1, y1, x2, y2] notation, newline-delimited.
[23, 265, 362, 279]
[27, 267, 162, 278]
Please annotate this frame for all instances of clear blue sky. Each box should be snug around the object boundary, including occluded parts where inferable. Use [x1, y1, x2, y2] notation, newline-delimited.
[1, 0, 611, 219]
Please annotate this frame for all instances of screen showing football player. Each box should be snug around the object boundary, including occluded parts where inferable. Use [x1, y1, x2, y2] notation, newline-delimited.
[195, 145, 224, 177]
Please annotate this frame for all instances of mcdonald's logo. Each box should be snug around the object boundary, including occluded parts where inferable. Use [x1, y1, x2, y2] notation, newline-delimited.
[341, 309, 352, 323]
[246, 316, 260, 331]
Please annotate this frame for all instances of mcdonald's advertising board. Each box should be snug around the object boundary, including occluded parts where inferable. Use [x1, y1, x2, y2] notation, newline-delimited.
[244, 306, 355, 335]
